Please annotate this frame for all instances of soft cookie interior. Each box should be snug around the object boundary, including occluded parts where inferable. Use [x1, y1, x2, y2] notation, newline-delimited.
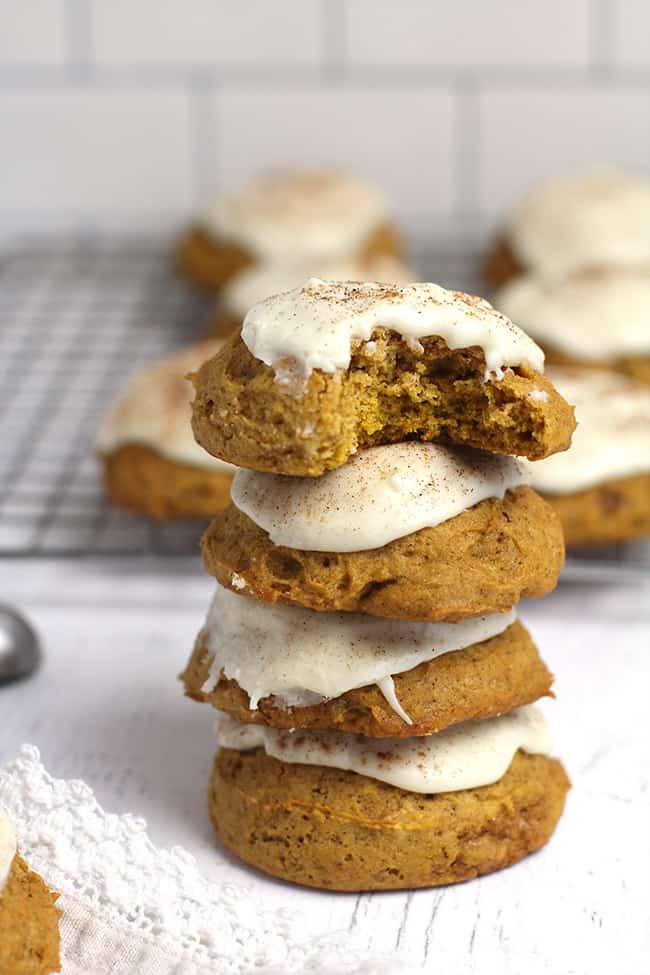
[192, 330, 575, 475]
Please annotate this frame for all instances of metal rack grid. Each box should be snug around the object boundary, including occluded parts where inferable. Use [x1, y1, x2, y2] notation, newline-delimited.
[0, 238, 648, 577]
[0, 239, 210, 555]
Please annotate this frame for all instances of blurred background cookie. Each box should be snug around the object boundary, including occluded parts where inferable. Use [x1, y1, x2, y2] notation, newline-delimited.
[483, 169, 650, 288]
[526, 368, 650, 546]
[98, 341, 235, 520]
[175, 170, 401, 292]
[494, 266, 650, 385]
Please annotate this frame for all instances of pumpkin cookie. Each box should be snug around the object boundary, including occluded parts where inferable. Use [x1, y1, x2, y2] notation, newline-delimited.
[525, 369, 650, 546]
[191, 280, 575, 475]
[209, 708, 570, 891]
[202, 444, 564, 621]
[494, 267, 650, 385]
[0, 808, 61, 975]
[482, 235, 525, 290]
[483, 168, 650, 288]
[184, 609, 553, 738]
[175, 171, 400, 292]
[206, 254, 414, 337]
[98, 341, 235, 520]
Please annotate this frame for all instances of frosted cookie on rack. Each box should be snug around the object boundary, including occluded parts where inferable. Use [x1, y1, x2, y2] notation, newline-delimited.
[483, 169, 650, 288]
[494, 266, 650, 386]
[191, 279, 576, 475]
[206, 254, 414, 337]
[525, 368, 650, 546]
[183, 587, 553, 738]
[175, 171, 401, 292]
[0, 806, 61, 975]
[201, 443, 565, 621]
[98, 341, 236, 520]
[209, 708, 570, 890]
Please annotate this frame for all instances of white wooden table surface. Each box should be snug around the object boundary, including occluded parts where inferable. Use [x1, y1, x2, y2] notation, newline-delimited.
[1, 556, 649, 974]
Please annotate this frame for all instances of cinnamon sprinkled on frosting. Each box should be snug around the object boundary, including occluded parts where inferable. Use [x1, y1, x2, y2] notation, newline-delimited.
[242, 278, 544, 382]
[222, 255, 413, 320]
[232, 442, 530, 553]
[216, 705, 552, 794]
[204, 171, 389, 264]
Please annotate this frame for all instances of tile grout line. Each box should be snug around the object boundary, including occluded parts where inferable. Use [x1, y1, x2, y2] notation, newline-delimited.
[452, 78, 480, 246]
[589, 0, 616, 79]
[2, 64, 650, 90]
[188, 80, 219, 208]
[63, 0, 95, 79]
[319, 0, 347, 79]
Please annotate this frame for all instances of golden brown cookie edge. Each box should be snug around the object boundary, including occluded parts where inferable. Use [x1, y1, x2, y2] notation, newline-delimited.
[102, 443, 233, 520]
[544, 472, 650, 547]
[201, 486, 565, 622]
[208, 748, 570, 891]
[183, 619, 553, 738]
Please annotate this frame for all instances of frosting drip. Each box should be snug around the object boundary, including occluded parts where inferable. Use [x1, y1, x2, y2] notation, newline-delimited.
[97, 341, 235, 473]
[202, 585, 516, 722]
[222, 255, 413, 320]
[232, 442, 530, 552]
[204, 171, 389, 264]
[242, 278, 544, 381]
[0, 805, 17, 892]
[216, 705, 552, 794]
[508, 169, 650, 277]
[495, 266, 650, 360]
[525, 368, 650, 494]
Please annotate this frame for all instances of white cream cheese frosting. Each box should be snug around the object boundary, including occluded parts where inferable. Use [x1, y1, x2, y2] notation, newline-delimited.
[232, 442, 529, 552]
[222, 255, 414, 321]
[507, 169, 650, 278]
[495, 266, 650, 361]
[97, 341, 235, 473]
[216, 705, 552, 794]
[242, 278, 544, 382]
[0, 805, 17, 892]
[201, 585, 516, 724]
[525, 368, 650, 494]
[204, 171, 389, 264]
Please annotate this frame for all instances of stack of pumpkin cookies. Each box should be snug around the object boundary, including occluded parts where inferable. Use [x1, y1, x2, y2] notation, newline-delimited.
[182, 279, 575, 891]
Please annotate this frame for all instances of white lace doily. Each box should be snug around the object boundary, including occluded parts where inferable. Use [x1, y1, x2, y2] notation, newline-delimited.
[0, 746, 418, 975]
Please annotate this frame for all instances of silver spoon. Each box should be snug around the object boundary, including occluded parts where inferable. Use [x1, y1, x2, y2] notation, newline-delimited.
[0, 605, 40, 684]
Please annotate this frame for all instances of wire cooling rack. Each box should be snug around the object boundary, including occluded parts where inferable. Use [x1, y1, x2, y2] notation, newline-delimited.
[0, 237, 648, 576]
[0, 238, 479, 557]
[0, 238, 210, 555]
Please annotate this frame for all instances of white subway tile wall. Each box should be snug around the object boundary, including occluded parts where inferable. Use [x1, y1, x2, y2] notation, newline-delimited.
[478, 87, 650, 215]
[0, 0, 66, 67]
[0, 0, 649, 241]
[90, 1, 323, 69]
[0, 90, 194, 222]
[612, 0, 650, 68]
[214, 86, 456, 226]
[345, 1, 593, 68]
